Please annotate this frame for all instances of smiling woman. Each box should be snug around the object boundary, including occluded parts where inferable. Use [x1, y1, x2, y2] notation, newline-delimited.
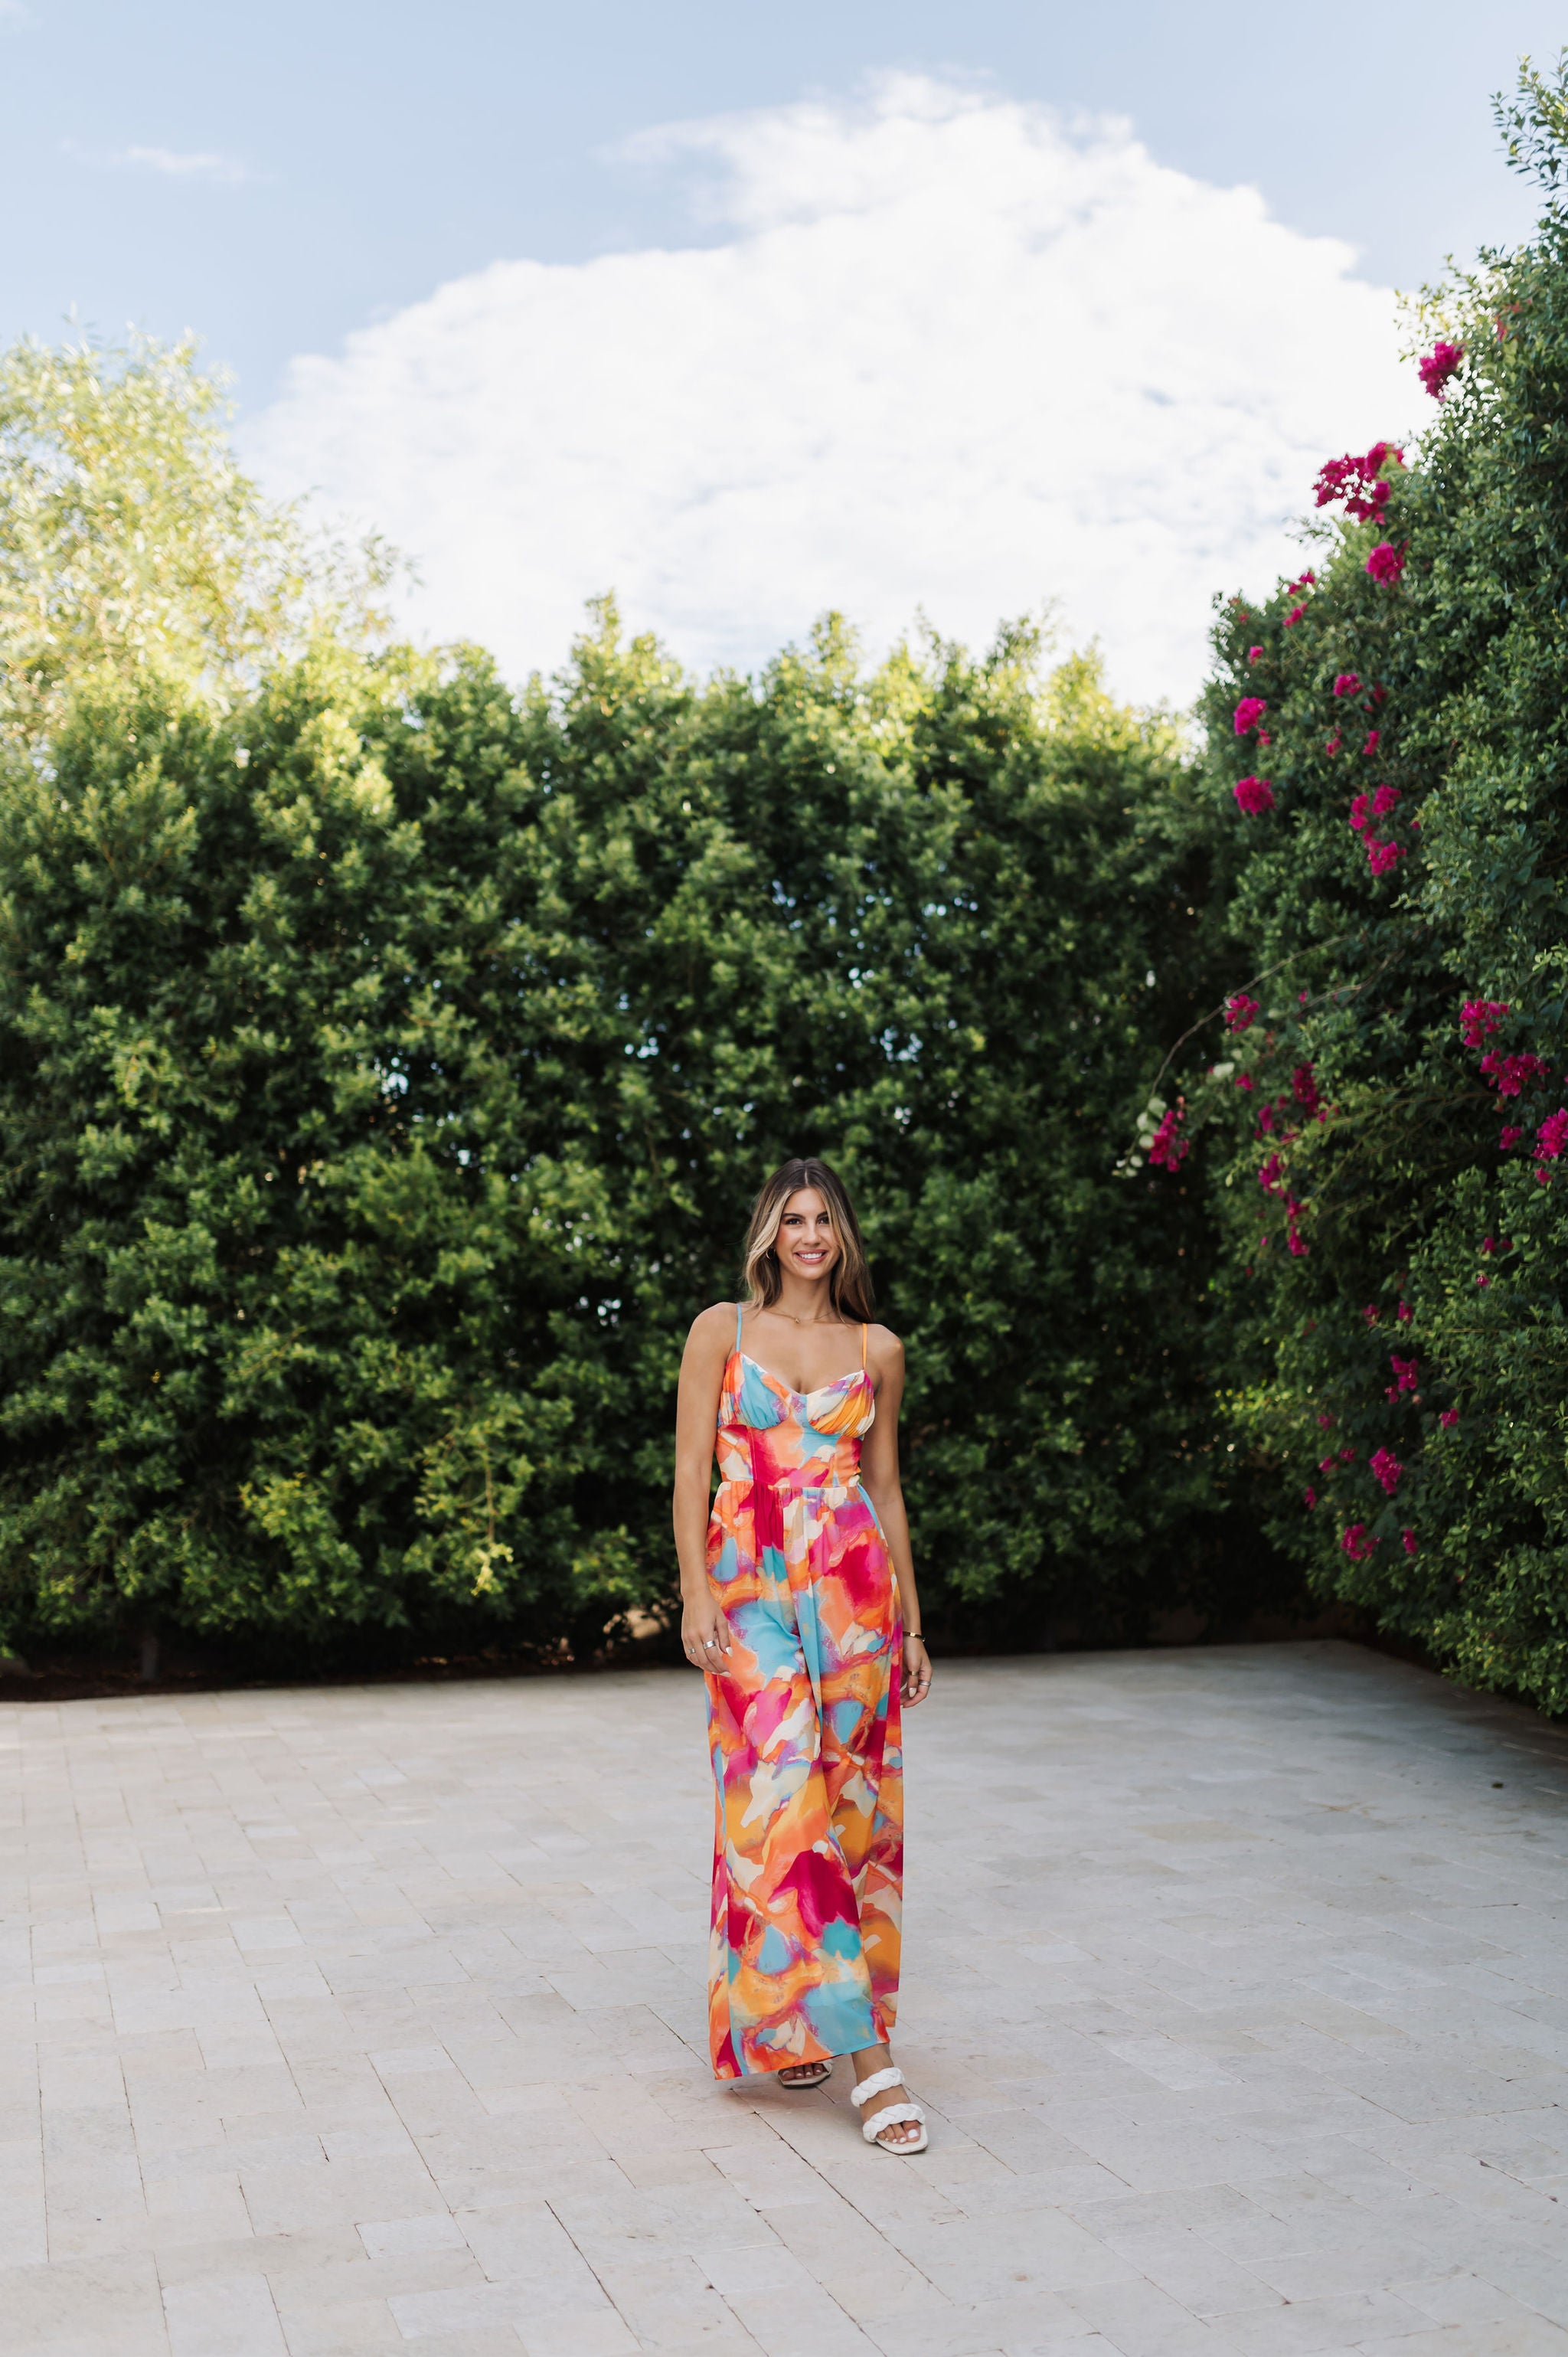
[672, 1156, 931, 2152]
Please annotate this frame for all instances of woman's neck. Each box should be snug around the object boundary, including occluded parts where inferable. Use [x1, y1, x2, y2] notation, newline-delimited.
[769, 1275, 840, 1326]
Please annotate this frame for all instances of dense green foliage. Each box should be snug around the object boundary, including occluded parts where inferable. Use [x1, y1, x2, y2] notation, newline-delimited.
[1178, 60, 1568, 1715]
[0, 607, 1250, 1662]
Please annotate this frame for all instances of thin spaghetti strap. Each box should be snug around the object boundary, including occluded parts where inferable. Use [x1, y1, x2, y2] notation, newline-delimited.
[861, 1322, 867, 1368]
[735, 1301, 744, 1352]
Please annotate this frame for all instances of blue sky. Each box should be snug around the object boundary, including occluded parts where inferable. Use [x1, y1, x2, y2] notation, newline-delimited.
[5, 3, 1562, 701]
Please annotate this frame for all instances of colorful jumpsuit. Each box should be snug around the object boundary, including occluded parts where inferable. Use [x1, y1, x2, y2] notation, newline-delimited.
[704, 1306, 903, 2077]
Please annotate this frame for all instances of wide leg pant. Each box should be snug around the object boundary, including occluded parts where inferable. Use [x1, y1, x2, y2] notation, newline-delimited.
[704, 1475, 903, 2078]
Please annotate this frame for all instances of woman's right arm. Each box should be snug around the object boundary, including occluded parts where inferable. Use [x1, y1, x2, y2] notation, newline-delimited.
[672, 1303, 736, 1666]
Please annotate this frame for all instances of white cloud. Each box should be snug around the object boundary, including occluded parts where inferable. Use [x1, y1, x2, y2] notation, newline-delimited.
[64, 139, 249, 182]
[122, 144, 247, 180]
[248, 74, 1417, 709]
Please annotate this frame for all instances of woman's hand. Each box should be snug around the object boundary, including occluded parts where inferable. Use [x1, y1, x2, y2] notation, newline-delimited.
[901, 1635, 932, 1706]
[681, 1590, 733, 1672]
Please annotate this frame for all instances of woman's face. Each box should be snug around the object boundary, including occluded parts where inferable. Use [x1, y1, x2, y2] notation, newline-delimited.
[774, 1188, 839, 1282]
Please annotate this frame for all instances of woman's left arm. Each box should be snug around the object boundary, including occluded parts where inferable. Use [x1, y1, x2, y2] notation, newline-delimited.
[858, 1330, 932, 1708]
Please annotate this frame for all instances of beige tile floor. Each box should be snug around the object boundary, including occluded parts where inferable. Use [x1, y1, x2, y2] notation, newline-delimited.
[3, 1641, 1568, 2357]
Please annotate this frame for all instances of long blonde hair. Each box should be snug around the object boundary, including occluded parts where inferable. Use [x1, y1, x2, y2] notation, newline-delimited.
[740, 1157, 876, 1323]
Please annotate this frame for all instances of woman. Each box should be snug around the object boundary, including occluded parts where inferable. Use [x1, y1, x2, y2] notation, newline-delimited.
[673, 1156, 933, 2153]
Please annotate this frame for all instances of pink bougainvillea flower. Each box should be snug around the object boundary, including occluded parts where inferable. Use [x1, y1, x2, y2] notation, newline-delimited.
[1257, 731, 1272, 747]
[1318, 1455, 1335, 1474]
[1370, 1447, 1403, 1495]
[1292, 1064, 1321, 1118]
[1362, 729, 1380, 755]
[1225, 992, 1261, 1031]
[1315, 445, 1404, 522]
[1288, 570, 1317, 591]
[1285, 606, 1305, 627]
[1439, 1409, 1459, 1428]
[1234, 1073, 1254, 1092]
[1500, 1124, 1524, 1149]
[1363, 1304, 1380, 1324]
[1367, 541, 1406, 583]
[1402, 1528, 1418, 1555]
[1318, 1413, 1334, 1428]
[1371, 783, 1402, 816]
[1304, 1489, 1317, 1509]
[1338, 1446, 1357, 1462]
[1148, 1106, 1189, 1169]
[1247, 645, 1263, 663]
[1233, 775, 1275, 815]
[1348, 793, 1370, 832]
[1479, 1050, 1550, 1097]
[1367, 838, 1404, 876]
[1390, 1355, 1419, 1391]
[1459, 998, 1508, 1046]
[1341, 1523, 1378, 1560]
[1257, 1154, 1284, 1194]
[1536, 1108, 1568, 1163]
[1477, 1273, 1491, 1286]
[1233, 696, 1267, 734]
[1325, 732, 1342, 756]
[1418, 339, 1463, 399]
[1396, 1299, 1413, 1323]
[1333, 672, 1361, 698]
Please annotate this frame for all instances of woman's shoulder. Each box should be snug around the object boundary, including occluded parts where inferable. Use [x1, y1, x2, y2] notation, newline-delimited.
[864, 1320, 903, 1365]
[687, 1300, 740, 1345]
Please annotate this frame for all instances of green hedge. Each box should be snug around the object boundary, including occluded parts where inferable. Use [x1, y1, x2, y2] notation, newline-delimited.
[0, 613, 1262, 1663]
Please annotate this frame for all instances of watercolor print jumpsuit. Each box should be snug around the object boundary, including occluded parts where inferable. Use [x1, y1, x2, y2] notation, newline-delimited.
[704, 1306, 903, 2077]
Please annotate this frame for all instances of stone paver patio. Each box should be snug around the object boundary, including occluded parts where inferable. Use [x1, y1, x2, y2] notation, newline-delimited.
[5, 1640, 1568, 2357]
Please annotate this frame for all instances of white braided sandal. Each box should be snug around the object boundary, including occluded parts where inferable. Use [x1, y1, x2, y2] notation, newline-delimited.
[849, 2066, 928, 2153]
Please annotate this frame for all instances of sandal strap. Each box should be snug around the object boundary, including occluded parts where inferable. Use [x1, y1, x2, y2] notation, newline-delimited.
[849, 2068, 905, 2108]
[861, 2101, 926, 2143]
